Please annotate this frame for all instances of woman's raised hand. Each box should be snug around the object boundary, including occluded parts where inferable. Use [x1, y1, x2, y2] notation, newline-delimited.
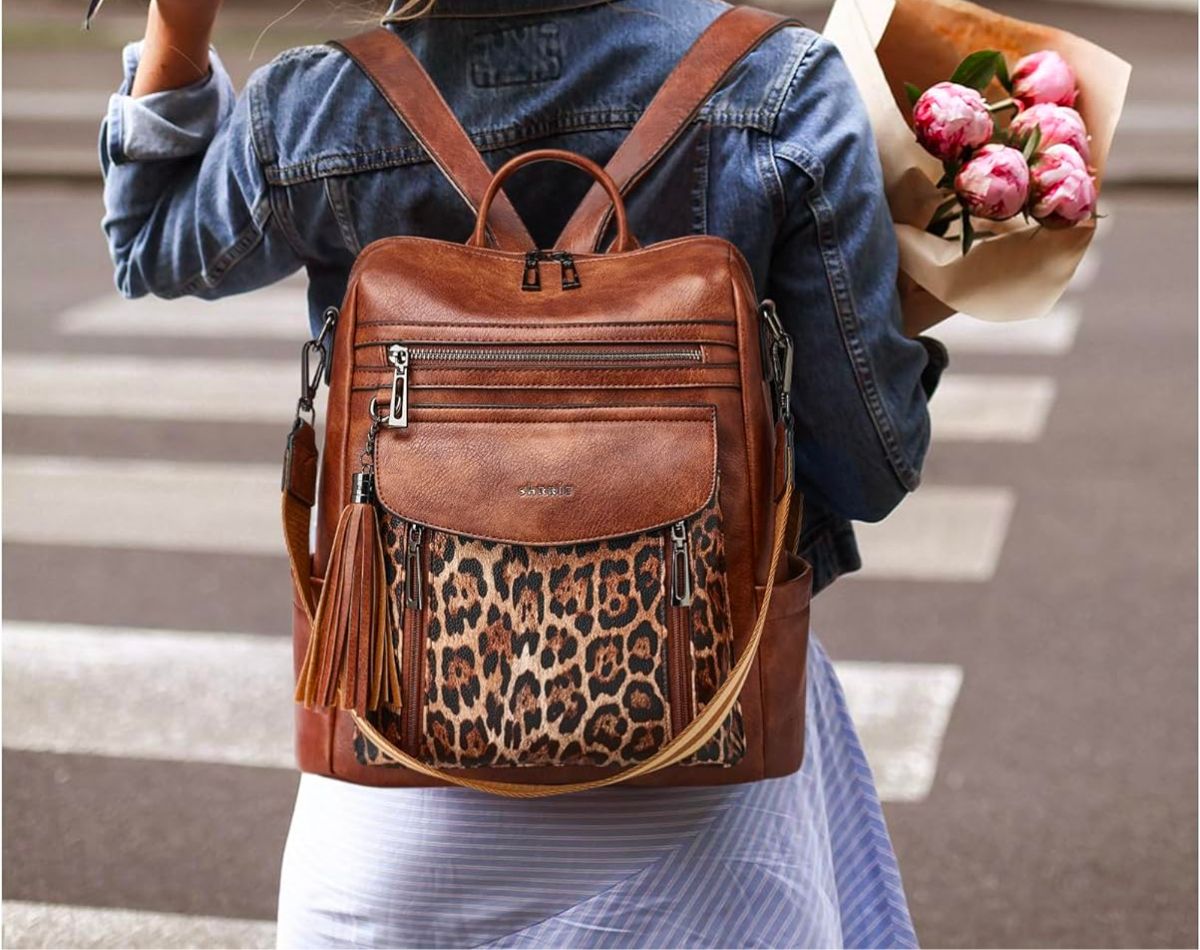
[131, 0, 224, 97]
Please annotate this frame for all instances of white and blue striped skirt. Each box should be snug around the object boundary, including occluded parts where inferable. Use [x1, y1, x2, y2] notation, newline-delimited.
[276, 637, 917, 949]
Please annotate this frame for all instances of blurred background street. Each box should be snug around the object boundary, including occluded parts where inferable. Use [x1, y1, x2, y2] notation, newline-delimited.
[2, 0, 1196, 947]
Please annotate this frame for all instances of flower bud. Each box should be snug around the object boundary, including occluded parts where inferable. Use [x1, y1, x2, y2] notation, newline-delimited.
[913, 81, 994, 162]
[1009, 103, 1091, 163]
[1011, 50, 1078, 108]
[1029, 143, 1097, 228]
[954, 144, 1030, 221]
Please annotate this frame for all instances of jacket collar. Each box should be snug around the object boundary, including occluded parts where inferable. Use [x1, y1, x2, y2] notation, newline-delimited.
[389, 0, 614, 19]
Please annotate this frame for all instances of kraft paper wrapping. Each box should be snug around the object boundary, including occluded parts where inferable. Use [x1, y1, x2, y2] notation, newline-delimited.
[823, 0, 1131, 335]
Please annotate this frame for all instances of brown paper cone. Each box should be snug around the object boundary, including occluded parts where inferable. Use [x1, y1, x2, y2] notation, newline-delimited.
[824, 0, 1131, 336]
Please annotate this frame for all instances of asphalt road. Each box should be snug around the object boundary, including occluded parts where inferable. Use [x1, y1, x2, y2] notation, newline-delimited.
[2, 1, 1197, 948]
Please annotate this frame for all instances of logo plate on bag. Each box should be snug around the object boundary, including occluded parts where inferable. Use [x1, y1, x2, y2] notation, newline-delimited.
[519, 484, 575, 498]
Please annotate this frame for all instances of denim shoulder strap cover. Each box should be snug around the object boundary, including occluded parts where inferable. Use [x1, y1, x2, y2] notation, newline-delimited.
[555, 5, 800, 253]
[331, 28, 535, 252]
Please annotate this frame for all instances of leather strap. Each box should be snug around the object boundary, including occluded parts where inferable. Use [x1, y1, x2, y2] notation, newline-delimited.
[555, 6, 800, 254]
[280, 420, 792, 797]
[333, 29, 535, 252]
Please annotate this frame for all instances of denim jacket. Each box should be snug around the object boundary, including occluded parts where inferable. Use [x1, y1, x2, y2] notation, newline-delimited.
[100, 0, 946, 593]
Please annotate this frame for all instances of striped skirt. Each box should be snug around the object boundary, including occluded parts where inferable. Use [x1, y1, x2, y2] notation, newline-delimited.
[275, 637, 917, 949]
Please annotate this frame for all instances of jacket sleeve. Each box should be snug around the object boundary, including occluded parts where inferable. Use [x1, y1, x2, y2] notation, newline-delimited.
[767, 35, 947, 523]
[99, 42, 303, 299]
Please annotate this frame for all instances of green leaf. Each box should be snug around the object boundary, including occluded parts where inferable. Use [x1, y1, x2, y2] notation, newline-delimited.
[1022, 125, 1042, 162]
[904, 82, 923, 107]
[995, 54, 1012, 93]
[950, 50, 1003, 92]
[961, 210, 976, 255]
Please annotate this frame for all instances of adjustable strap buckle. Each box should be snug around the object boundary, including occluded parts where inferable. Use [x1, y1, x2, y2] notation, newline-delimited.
[294, 307, 337, 425]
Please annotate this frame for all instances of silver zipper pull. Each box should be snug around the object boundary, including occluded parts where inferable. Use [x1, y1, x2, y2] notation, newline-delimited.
[670, 521, 693, 607]
[405, 523, 424, 609]
[385, 344, 410, 428]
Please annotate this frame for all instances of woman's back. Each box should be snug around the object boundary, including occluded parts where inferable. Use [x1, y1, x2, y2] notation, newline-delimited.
[99, 1, 940, 943]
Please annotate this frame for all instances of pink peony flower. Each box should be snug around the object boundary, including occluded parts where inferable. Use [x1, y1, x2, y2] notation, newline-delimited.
[954, 144, 1030, 221]
[1009, 103, 1091, 163]
[1011, 50, 1078, 108]
[1029, 143, 1097, 228]
[912, 82, 994, 162]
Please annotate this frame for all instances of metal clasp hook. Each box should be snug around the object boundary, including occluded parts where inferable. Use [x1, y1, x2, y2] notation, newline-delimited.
[295, 307, 337, 425]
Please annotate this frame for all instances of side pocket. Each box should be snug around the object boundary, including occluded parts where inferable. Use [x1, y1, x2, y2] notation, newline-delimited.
[757, 554, 813, 779]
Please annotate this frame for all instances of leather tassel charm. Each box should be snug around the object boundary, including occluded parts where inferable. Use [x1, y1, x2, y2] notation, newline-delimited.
[295, 471, 400, 716]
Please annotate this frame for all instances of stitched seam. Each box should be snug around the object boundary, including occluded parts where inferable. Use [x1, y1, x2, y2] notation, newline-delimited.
[168, 202, 269, 298]
[805, 185, 919, 490]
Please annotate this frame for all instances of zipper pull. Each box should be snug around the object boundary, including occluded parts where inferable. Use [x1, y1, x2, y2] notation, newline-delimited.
[670, 521, 693, 607]
[522, 252, 541, 292]
[405, 523, 425, 609]
[557, 252, 580, 290]
[385, 344, 410, 429]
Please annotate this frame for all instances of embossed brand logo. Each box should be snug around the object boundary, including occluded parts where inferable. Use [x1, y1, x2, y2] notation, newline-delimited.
[519, 484, 575, 498]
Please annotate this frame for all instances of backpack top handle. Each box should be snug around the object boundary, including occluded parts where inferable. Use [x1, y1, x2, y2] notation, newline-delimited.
[467, 149, 638, 253]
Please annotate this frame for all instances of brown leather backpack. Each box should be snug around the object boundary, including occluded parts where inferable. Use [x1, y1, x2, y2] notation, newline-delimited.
[281, 6, 813, 795]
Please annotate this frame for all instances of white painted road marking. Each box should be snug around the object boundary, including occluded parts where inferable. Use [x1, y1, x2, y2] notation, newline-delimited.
[57, 283, 309, 340]
[1, 901, 276, 950]
[2, 354, 304, 423]
[6, 350, 1048, 447]
[930, 375, 1057, 442]
[3, 623, 295, 770]
[851, 487, 1017, 582]
[836, 661, 963, 803]
[935, 303, 1082, 355]
[1, 622, 960, 804]
[3, 457, 282, 554]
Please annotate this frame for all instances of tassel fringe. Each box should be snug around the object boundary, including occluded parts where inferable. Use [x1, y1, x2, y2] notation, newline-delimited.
[295, 495, 400, 716]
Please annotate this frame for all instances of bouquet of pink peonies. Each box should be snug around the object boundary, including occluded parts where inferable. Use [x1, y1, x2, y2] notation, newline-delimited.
[823, 0, 1130, 335]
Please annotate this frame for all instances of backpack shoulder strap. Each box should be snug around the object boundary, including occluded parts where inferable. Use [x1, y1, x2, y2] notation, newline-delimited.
[332, 28, 535, 252]
[555, 6, 800, 254]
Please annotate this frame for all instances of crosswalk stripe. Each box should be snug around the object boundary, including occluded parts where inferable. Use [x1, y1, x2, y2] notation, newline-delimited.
[3, 623, 294, 769]
[5, 455, 1016, 581]
[930, 375, 1057, 442]
[56, 284, 309, 341]
[1, 901, 275, 950]
[5, 351, 1051, 447]
[850, 486, 1016, 581]
[836, 661, 963, 803]
[934, 303, 1081, 355]
[2, 621, 960, 804]
[2, 354, 303, 423]
[3, 457, 282, 554]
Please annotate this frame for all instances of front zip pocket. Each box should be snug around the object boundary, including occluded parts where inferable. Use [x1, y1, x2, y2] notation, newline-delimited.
[382, 342, 705, 429]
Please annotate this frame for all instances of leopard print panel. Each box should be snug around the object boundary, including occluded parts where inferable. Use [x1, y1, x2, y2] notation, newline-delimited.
[353, 497, 744, 770]
[419, 529, 670, 768]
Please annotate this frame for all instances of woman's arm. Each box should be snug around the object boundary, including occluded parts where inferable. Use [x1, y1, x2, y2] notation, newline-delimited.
[767, 36, 947, 523]
[100, 2, 306, 300]
[131, 1, 222, 97]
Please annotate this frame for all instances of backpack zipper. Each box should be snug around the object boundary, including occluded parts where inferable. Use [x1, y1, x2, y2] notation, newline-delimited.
[666, 520, 694, 737]
[383, 343, 704, 428]
[403, 521, 427, 754]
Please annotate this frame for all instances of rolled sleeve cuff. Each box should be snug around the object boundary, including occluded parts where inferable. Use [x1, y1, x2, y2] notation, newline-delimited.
[103, 41, 234, 165]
